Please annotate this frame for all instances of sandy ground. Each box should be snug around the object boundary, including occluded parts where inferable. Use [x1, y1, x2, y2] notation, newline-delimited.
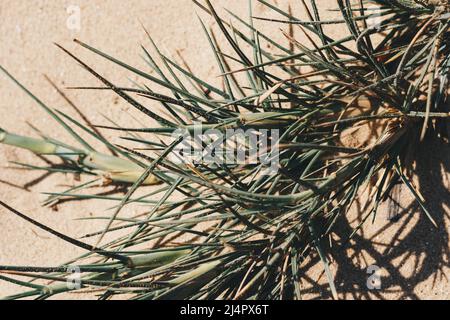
[0, 0, 448, 300]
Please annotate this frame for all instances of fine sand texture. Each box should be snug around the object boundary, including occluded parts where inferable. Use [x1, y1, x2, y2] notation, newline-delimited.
[0, 0, 448, 299]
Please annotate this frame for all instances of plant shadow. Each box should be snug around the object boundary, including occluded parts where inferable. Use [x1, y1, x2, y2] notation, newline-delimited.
[301, 132, 449, 300]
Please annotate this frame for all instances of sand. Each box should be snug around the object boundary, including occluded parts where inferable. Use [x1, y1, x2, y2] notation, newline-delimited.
[0, 0, 448, 300]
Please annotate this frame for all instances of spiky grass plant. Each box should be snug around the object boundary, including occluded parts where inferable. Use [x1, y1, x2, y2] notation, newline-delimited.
[0, 0, 448, 300]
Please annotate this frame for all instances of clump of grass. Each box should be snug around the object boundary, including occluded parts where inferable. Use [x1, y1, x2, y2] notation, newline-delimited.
[0, 0, 448, 300]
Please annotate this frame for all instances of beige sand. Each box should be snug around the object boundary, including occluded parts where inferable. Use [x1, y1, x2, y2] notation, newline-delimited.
[0, 0, 448, 300]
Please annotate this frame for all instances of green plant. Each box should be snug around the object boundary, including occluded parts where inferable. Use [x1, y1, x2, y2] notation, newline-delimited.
[0, 0, 448, 300]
